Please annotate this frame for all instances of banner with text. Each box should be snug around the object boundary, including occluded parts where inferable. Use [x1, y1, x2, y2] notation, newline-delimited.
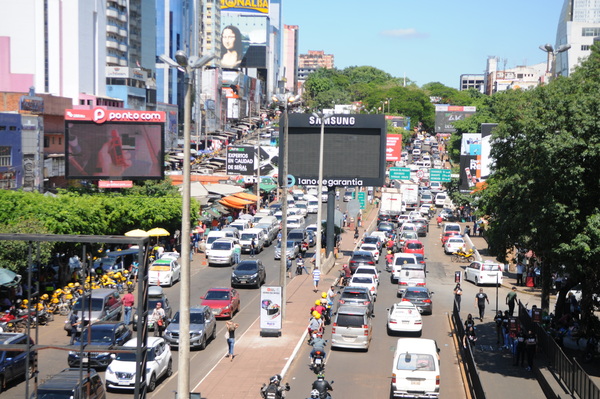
[226, 146, 255, 175]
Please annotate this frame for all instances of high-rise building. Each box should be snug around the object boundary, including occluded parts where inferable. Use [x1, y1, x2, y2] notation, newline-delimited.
[282, 25, 299, 94]
[555, 0, 600, 76]
[298, 50, 334, 69]
[459, 74, 485, 92]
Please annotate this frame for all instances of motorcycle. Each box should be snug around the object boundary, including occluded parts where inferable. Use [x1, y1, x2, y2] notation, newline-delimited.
[296, 259, 304, 276]
[260, 376, 290, 399]
[309, 379, 334, 399]
[310, 350, 325, 374]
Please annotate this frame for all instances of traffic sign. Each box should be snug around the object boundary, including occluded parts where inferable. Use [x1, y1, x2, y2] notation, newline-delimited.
[358, 192, 367, 209]
[430, 168, 451, 182]
[389, 167, 410, 180]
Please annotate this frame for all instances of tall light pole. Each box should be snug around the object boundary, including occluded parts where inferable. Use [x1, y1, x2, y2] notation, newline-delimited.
[159, 50, 215, 399]
[272, 93, 297, 320]
[538, 43, 571, 82]
[386, 97, 392, 113]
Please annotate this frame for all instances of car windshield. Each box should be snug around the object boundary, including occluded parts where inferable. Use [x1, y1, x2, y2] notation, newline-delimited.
[341, 291, 368, 300]
[361, 245, 376, 251]
[482, 264, 501, 271]
[352, 276, 373, 284]
[407, 243, 423, 249]
[236, 263, 258, 271]
[115, 348, 155, 362]
[396, 353, 435, 371]
[448, 239, 464, 244]
[35, 391, 78, 399]
[148, 298, 165, 309]
[211, 242, 232, 250]
[405, 291, 429, 299]
[72, 297, 104, 311]
[364, 237, 378, 244]
[240, 233, 256, 241]
[395, 257, 416, 265]
[190, 312, 205, 324]
[288, 232, 303, 240]
[205, 291, 230, 300]
[336, 314, 364, 327]
[355, 268, 376, 275]
[80, 328, 115, 343]
[277, 241, 296, 248]
[206, 236, 221, 244]
[352, 254, 372, 261]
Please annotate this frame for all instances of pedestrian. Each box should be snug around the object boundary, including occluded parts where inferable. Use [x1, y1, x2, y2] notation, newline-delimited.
[250, 237, 256, 256]
[151, 302, 166, 337]
[464, 226, 471, 236]
[463, 325, 478, 348]
[286, 255, 293, 279]
[494, 311, 504, 345]
[464, 313, 476, 330]
[475, 288, 489, 321]
[453, 283, 463, 312]
[312, 267, 321, 293]
[233, 241, 242, 264]
[225, 320, 240, 360]
[122, 289, 135, 325]
[516, 261, 525, 286]
[506, 286, 518, 316]
[354, 227, 359, 244]
[525, 330, 537, 371]
[357, 213, 362, 227]
[69, 313, 80, 345]
[514, 328, 527, 366]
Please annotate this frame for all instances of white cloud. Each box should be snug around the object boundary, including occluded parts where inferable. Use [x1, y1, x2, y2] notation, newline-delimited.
[381, 28, 429, 39]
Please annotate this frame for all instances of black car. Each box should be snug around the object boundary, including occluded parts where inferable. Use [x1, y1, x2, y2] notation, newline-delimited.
[0, 333, 36, 394]
[36, 368, 105, 399]
[377, 212, 395, 225]
[68, 321, 132, 368]
[348, 251, 376, 273]
[231, 259, 266, 288]
[377, 222, 396, 238]
[362, 235, 383, 251]
[400, 287, 434, 315]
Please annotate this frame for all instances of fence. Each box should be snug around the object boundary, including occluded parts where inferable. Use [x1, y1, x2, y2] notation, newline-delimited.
[453, 298, 487, 399]
[518, 301, 600, 399]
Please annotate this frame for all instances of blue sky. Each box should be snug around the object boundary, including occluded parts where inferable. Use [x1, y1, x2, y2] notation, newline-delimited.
[282, 0, 565, 89]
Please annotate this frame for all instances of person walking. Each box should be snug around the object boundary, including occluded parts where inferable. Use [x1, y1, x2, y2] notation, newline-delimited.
[506, 286, 518, 316]
[453, 283, 463, 312]
[250, 237, 256, 257]
[494, 311, 504, 346]
[354, 226, 359, 244]
[312, 267, 321, 293]
[475, 288, 489, 321]
[233, 241, 242, 264]
[516, 260, 525, 286]
[122, 289, 135, 325]
[151, 302, 166, 337]
[225, 320, 240, 360]
[69, 313, 80, 345]
[514, 328, 527, 366]
[525, 330, 537, 371]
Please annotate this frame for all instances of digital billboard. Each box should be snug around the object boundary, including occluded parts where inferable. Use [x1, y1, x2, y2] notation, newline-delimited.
[226, 146, 255, 176]
[434, 105, 476, 134]
[65, 108, 165, 180]
[280, 114, 386, 187]
[221, 14, 268, 69]
[460, 133, 482, 155]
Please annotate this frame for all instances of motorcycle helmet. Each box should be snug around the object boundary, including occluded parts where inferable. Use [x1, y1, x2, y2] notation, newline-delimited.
[321, 292, 327, 298]
[22, 299, 29, 305]
[388, 250, 392, 254]
[74, 282, 80, 287]
[40, 294, 49, 301]
[310, 389, 320, 398]
[315, 300, 321, 306]
[312, 310, 319, 318]
[51, 298, 59, 304]
[314, 313, 321, 319]
[317, 373, 325, 380]
[68, 283, 75, 288]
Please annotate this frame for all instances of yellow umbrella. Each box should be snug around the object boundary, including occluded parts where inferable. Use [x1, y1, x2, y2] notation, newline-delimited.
[147, 227, 170, 237]
[124, 229, 149, 237]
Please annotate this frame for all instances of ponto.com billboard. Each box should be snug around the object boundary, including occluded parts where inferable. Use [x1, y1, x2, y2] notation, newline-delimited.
[65, 108, 165, 180]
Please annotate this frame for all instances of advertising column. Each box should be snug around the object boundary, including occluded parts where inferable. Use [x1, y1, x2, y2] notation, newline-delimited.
[260, 286, 282, 337]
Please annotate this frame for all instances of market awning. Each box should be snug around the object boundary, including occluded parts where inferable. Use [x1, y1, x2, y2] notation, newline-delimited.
[233, 192, 258, 202]
[205, 183, 245, 196]
[205, 208, 221, 218]
[219, 199, 245, 209]
[220, 196, 255, 207]
[260, 183, 278, 193]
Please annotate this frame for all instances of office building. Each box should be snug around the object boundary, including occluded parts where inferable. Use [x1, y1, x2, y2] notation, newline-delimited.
[282, 25, 299, 94]
[298, 50, 334, 69]
[459, 74, 485, 91]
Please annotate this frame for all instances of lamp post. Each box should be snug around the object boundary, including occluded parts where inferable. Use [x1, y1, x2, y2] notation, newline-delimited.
[159, 50, 215, 399]
[538, 43, 571, 82]
[311, 111, 334, 274]
[386, 97, 392, 113]
[272, 93, 297, 320]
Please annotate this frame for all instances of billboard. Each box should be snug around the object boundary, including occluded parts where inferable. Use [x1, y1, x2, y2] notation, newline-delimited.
[281, 114, 386, 187]
[226, 146, 255, 175]
[65, 108, 165, 180]
[221, 0, 269, 14]
[459, 155, 480, 192]
[221, 14, 268, 69]
[386, 134, 403, 161]
[460, 133, 482, 155]
[435, 105, 476, 134]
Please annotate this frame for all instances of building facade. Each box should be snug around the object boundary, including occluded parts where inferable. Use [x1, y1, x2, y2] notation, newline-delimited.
[298, 50, 334, 69]
[459, 74, 485, 92]
[282, 25, 299, 94]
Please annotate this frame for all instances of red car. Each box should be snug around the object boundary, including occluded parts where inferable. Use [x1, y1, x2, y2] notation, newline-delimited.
[402, 239, 425, 255]
[441, 231, 462, 245]
[200, 288, 240, 319]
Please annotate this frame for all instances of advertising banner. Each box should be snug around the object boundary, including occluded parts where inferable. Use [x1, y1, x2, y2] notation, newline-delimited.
[459, 155, 480, 193]
[226, 146, 255, 175]
[221, 0, 269, 14]
[386, 134, 403, 161]
[260, 286, 282, 334]
[460, 133, 482, 155]
[221, 14, 267, 69]
[434, 105, 476, 134]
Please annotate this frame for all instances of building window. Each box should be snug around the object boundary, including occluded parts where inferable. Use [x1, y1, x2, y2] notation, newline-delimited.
[582, 27, 600, 36]
[44, 137, 49, 147]
[582, 45, 591, 51]
[0, 146, 11, 167]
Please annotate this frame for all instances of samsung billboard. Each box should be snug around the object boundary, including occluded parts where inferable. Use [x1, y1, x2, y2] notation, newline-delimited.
[280, 114, 386, 187]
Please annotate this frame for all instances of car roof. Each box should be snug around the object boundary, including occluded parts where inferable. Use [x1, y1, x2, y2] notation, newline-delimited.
[404, 286, 429, 293]
[148, 286, 165, 297]
[236, 259, 260, 267]
[337, 305, 369, 315]
[395, 338, 437, 352]
[38, 368, 99, 389]
[0, 332, 27, 344]
[124, 336, 164, 347]
[152, 259, 173, 265]
[341, 286, 369, 294]
[352, 251, 372, 256]
[189, 306, 210, 313]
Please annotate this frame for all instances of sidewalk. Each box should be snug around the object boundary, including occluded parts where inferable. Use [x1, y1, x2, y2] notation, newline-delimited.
[194, 202, 380, 398]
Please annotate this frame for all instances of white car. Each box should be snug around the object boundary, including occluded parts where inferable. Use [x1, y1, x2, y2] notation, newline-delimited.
[387, 302, 423, 335]
[349, 274, 378, 298]
[407, 211, 422, 220]
[400, 222, 418, 234]
[160, 252, 180, 261]
[444, 237, 465, 254]
[391, 338, 440, 398]
[286, 215, 305, 230]
[359, 243, 380, 262]
[418, 204, 432, 217]
[105, 337, 173, 392]
[464, 260, 503, 286]
[206, 238, 237, 266]
[148, 258, 181, 286]
[354, 265, 381, 286]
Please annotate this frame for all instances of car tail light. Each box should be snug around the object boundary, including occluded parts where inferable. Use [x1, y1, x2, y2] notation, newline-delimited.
[315, 351, 322, 355]
[363, 325, 369, 336]
[339, 299, 345, 304]
[416, 283, 426, 286]
[415, 320, 422, 325]
[399, 282, 407, 286]
[363, 301, 371, 306]
[401, 298, 410, 302]
[389, 319, 397, 324]
[350, 260, 356, 264]
[436, 375, 440, 386]
[368, 261, 374, 265]
[392, 373, 396, 384]
[423, 299, 432, 303]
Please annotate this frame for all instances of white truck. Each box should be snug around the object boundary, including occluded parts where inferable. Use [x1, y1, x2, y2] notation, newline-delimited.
[399, 182, 419, 211]
[380, 187, 404, 215]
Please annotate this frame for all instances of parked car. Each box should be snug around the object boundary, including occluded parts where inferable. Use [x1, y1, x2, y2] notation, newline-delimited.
[164, 306, 217, 350]
[464, 260, 503, 286]
[400, 287, 434, 315]
[64, 289, 123, 335]
[348, 251, 376, 273]
[148, 258, 181, 287]
[0, 333, 36, 393]
[35, 368, 106, 399]
[231, 259, 266, 288]
[386, 302, 423, 335]
[200, 288, 240, 319]
[68, 321, 132, 368]
[133, 286, 172, 331]
[391, 338, 440, 397]
[105, 337, 173, 392]
[336, 286, 375, 316]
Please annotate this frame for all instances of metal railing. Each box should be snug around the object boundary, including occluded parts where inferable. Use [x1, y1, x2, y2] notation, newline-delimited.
[518, 301, 600, 399]
[453, 299, 486, 399]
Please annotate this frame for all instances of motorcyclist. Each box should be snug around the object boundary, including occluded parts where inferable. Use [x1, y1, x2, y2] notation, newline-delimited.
[311, 374, 333, 399]
[341, 264, 351, 286]
[385, 250, 394, 271]
[309, 332, 327, 363]
[436, 215, 443, 228]
[310, 300, 326, 317]
[260, 374, 290, 399]
[307, 312, 323, 341]
[320, 292, 332, 321]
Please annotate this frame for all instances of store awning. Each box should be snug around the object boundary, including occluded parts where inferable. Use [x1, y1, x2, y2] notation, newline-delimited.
[260, 183, 278, 193]
[205, 183, 245, 196]
[220, 196, 255, 207]
[233, 192, 258, 202]
[219, 199, 245, 209]
[205, 208, 221, 218]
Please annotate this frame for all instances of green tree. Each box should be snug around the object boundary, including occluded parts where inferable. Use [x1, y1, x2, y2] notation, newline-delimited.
[0, 218, 53, 272]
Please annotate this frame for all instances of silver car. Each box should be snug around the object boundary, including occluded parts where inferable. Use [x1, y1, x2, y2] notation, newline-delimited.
[411, 218, 429, 237]
[274, 240, 300, 260]
[164, 306, 217, 349]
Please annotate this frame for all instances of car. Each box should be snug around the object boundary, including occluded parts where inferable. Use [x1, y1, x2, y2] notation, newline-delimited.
[441, 231, 462, 245]
[442, 222, 461, 234]
[439, 207, 454, 221]
[159, 251, 181, 261]
[396, 214, 411, 225]
[411, 218, 429, 236]
[164, 306, 217, 350]
[412, 148, 421, 156]
[105, 336, 173, 392]
[398, 231, 418, 248]
[64, 288, 123, 334]
[397, 267, 427, 296]
[402, 239, 425, 255]
[399, 222, 418, 235]
[306, 223, 318, 235]
[354, 265, 381, 286]
[343, 189, 355, 201]
[420, 193, 434, 205]
[201, 288, 240, 319]
[239, 228, 266, 254]
[407, 211, 422, 221]
[378, 212, 396, 225]
[306, 230, 316, 247]
[370, 230, 388, 244]
[207, 238, 237, 266]
[391, 338, 440, 398]
[418, 204, 432, 217]
[231, 259, 266, 288]
[288, 228, 310, 249]
[349, 274, 378, 298]
[68, 321, 133, 368]
[0, 333, 36, 393]
[331, 305, 373, 351]
[133, 286, 172, 331]
[35, 368, 106, 399]
[362, 235, 383, 251]
[336, 286, 375, 316]
[386, 302, 423, 335]
[286, 215, 305, 230]
[444, 237, 465, 254]
[359, 243, 380, 262]
[294, 202, 308, 217]
[400, 287, 434, 315]
[377, 222, 396, 238]
[464, 260, 504, 286]
[391, 253, 419, 282]
[274, 240, 300, 260]
[348, 251, 376, 273]
[148, 258, 181, 286]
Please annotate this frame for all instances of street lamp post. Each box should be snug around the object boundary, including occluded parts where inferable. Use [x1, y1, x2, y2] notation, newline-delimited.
[386, 97, 392, 113]
[538, 43, 571, 82]
[159, 50, 215, 399]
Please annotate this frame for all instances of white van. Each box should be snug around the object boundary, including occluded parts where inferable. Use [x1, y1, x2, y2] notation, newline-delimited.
[391, 338, 440, 398]
[391, 253, 419, 282]
[434, 192, 447, 207]
[239, 228, 266, 254]
[464, 260, 504, 286]
[306, 197, 319, 214]
[442, 222, 461, 234]
[205, 231, 228, 253]
[229, 219, 250, 232]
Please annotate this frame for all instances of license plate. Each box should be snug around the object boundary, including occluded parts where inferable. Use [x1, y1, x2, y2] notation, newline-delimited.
[342, 335, 356, 339]
[411, 380, 421, 385]
[315, 358, 322, 364]
[118, 381, 130, 386]
[82, 358, 89, 363]
[402, 320, 409, 324]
